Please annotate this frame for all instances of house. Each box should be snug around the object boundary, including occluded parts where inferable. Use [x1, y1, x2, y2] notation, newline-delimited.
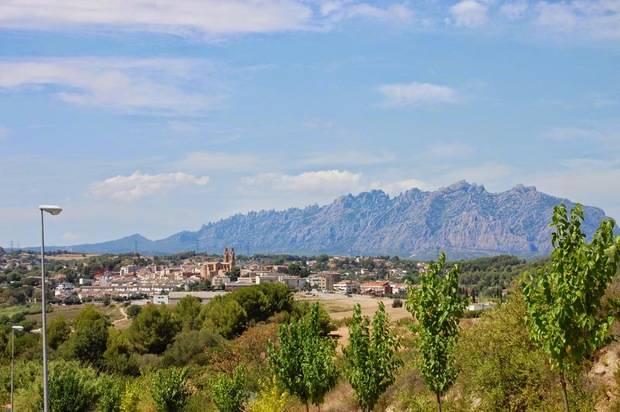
[360, 281, 392, 296]
[333, 280, 360, 295]
[168, 291, 228, 304]
[152, 295, 169, 305]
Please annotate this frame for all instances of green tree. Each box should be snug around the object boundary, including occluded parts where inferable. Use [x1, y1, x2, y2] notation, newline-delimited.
[211, 366, 248, 412]
[126, 305, 141, 319]
[104, 329, 139, 375]
[202, 297, 247, 338]
[150, 367, 191, 412]
[522, 204, 620, 412]
[47, 316, 71, 350]
[65, 306, 110, 366]
[97, 374, 125, 412]
[268, 303, 338, 412]
[406, 253, 467, 412]
[174, 295, 203, 331]
[129, 304, 180, 354]
[44, 361, 98, 412]
[344, 302, 402, 412]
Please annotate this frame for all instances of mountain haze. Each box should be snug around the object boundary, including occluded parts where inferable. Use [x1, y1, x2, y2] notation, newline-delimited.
[65, 181, 613, 259]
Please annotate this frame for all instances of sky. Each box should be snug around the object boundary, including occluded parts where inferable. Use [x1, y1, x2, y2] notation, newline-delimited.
[0, 0, 619, 247]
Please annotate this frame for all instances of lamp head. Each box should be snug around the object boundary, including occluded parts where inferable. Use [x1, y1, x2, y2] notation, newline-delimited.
[39, 205, 62, 216]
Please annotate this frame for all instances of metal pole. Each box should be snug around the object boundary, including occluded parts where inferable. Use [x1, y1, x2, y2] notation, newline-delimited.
[10, 327, 14, 412]
[40, 210, 49, 412]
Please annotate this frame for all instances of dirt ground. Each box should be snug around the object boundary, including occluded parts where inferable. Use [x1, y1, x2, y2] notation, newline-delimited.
[295, 292, 410, 349]
[46, 253, 98, 261]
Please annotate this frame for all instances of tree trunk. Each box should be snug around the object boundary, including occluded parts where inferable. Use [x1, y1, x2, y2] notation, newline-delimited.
[436, 392, 443, 412]
[559, 372, 570, 412]
[306, 403, 310, 412]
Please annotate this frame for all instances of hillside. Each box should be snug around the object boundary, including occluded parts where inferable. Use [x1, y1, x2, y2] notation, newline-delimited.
[64, 181, 613, 258]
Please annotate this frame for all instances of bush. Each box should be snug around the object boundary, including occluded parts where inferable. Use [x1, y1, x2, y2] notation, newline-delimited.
[48, 316, 71, 350]
[392, 298, 403, 308]
[247, 377, 289, 412]
[126, 305, 141, 319]
[202, 297, 247, 338]
[129, 304, 180, 354]
[97, 374, 125, 412]
[44, 361, 98, 412]
[150, 367, 191, 412]
[211, 366, 248, 412]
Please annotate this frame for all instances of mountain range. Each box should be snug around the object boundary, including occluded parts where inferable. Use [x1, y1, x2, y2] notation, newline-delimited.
[57, 181, 615, 259]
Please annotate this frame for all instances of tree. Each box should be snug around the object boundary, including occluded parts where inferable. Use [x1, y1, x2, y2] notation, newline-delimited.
[522, 204, 620, 412]
[268, 303, 338, 412]
[150, 367, 191, 412]
[97, 374, 125, 412]
[104, 329, 139, 375]
[47, 316, 71, 350]
[211, 365, 248, 412]
[344, 302, 402, 412]
[44, 361, 98, 412]
[202, 297, 247, 338]
[126, 304, 141, 319]
[129, 304, 180, 354]
[65, 306, 110, 366]
[406, 253, 467, 412]
[174, 295, 203, 331]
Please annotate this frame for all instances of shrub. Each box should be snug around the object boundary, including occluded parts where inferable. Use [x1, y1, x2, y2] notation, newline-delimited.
[392, 298, 403, 308]
[150, 367, 191, 412]
[97, 374, 125, 412]
[44, 361, 98, 412]
[211, 366, 248, 412]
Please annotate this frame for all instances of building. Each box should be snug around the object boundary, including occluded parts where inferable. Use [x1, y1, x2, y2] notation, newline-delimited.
[224, 278, 254, 291]
[120, 265, 138, 276]
[467, 302, 497, 312]
[200, 248, 236, 281]
[54, 282, 75, 299]
[333, 280, 360, 295]
[318, 272, 341, 291]
[152, 295, 169, 305]
[168, 291, 228, 304]
[360, 281, 392, 296]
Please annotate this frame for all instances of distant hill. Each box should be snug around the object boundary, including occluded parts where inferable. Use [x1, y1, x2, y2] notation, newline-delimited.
[62, 181, 614, 259]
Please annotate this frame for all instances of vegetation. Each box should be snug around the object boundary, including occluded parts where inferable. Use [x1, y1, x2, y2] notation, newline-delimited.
[406, 253, 468, 412]
[211, 366, 248, 412]
[268, 303, 339, 411]
[522, 204, 620, 411]
[344, 302, 402, 412]
[1, 206, 620, 411]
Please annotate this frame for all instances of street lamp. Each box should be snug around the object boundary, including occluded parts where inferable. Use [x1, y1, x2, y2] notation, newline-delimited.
[10, 325, 24, 412]
[39, 204, 62, 412]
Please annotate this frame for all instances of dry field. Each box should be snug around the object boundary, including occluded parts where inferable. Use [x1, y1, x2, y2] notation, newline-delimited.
[295, 291, 409, 321]
[25, 303, 125, 326]
[295, 292, 410, 348]
[46, 253, 98, 261]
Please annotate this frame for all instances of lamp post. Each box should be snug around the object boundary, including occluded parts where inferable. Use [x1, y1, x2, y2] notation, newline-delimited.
[10, 325, 24, 412]
[39, 204, 62, 412]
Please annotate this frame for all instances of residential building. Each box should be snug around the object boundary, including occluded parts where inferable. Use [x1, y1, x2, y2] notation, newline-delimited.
[360, 281, 392, 296]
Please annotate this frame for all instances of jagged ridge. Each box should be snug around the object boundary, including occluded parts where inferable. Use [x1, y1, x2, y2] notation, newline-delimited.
[66, 181, 612, 258]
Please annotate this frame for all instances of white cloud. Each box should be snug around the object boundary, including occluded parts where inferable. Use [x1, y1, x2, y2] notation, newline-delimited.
[302, 150, 395, 167]
[322, 2, 413, 23]
[531, 159, 620, 219]
[542, 127, 598, 141]
[0, 0, 314, 35]
[372, 178, 432, 196]
[0, 58, 222, 114]
[179, 151, 260, 172]
[534, 0, 620, 40]
[424, 142, 475, 159]
[90, 171, 210, 201]
[450, 0, 488, 28]
[499, 1, 529, 20]
[244, 170, 363, 194]
[377, 82, 459, 107]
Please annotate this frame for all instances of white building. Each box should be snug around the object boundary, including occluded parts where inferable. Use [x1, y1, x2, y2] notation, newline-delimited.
[152, 295, 169, 305]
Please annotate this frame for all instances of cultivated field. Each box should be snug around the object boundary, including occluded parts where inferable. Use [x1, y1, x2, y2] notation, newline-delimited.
[295, 291, 409, 321]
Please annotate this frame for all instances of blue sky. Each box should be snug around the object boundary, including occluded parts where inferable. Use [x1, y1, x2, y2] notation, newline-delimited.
[0, 0, 619, 247]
